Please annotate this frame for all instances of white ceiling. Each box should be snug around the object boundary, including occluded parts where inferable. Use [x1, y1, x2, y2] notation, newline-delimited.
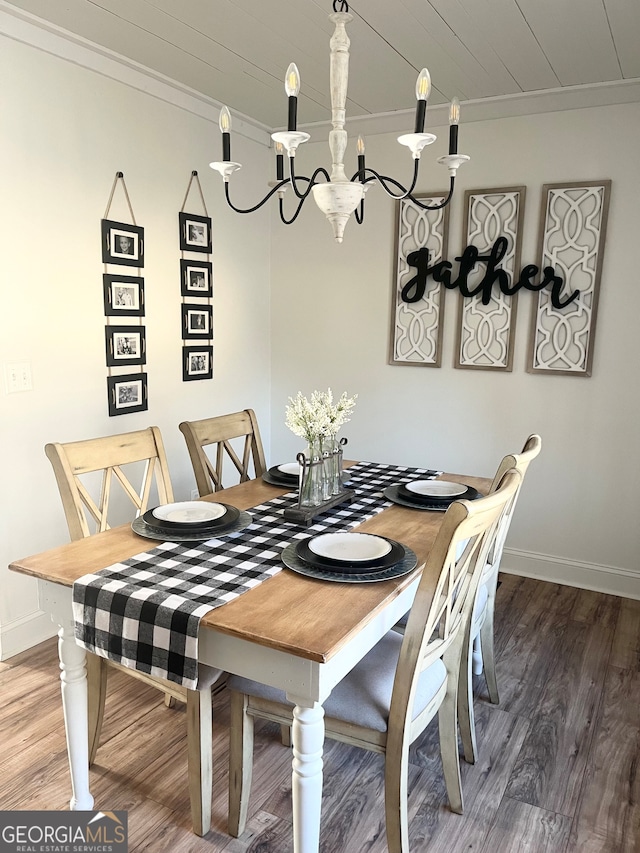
[4, 0, 640, 130]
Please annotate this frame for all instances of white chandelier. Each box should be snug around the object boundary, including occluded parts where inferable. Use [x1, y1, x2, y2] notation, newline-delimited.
[210, 0, 469, 243]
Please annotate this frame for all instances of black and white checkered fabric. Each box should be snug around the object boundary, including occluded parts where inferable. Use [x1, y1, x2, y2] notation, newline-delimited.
[72, 461, 440, 689]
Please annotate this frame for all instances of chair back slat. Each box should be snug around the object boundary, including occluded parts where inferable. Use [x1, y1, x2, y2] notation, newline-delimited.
[179, 409, 267, 495]
[45, 426, 174, 541]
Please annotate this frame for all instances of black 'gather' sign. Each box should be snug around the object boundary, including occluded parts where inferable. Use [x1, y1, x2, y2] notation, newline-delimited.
[400, 236, 578, 310]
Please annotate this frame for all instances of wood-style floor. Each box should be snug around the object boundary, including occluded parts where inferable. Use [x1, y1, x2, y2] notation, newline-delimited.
[1, 575, 638, 852]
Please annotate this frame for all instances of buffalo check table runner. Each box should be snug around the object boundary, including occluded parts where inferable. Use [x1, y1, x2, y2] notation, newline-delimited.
[72, 461, 441, 689]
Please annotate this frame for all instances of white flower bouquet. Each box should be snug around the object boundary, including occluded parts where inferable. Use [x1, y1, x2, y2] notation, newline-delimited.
[285, 388, 357, 443]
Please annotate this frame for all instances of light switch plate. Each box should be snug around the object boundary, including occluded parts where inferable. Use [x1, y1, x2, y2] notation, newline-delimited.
[4, 361, 33, 393]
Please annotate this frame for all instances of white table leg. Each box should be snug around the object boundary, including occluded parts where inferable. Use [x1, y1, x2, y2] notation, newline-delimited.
[288, 697, 325, 853]
[57, 615, 94, 811]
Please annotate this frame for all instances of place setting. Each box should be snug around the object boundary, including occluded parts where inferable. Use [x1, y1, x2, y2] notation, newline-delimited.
[280, 531, 417, 583]
[131, 500, 253, 542]
[262, 462, 301, 489]
[384, 478, 480, 511]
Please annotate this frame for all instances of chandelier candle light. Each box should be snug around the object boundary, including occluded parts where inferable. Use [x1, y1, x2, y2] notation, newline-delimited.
[210, 1, 469, 243]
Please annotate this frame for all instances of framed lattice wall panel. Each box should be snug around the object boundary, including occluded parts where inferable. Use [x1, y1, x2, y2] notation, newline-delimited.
[455, 187, 526, 371]
[390, 194, 450, 367]
[527, 181, 611, 376]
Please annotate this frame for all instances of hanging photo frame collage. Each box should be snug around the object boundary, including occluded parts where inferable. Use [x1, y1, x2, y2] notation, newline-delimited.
[179, 171, 213, 381]
[101, 172, 148, 416]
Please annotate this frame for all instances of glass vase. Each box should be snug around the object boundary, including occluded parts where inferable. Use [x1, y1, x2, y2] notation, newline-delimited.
[299, 439, 324, 507]
[324, 435, 343, 496]
[320, 436, 333, 501]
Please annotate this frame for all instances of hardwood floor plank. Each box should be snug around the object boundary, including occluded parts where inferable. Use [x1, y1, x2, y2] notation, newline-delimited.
[570, 588, 620, 630]
[480, 797, 572, 853]
[567, 666, 640, 853]
[0, 730, 70, 811]
[223, 810, 293, 853]
[504, 619, 613, 815]
[492, 574, 538, 657]
[494, 619, 570, 718]
[609, 597, 640, 670]
[405, 703, 530, 851]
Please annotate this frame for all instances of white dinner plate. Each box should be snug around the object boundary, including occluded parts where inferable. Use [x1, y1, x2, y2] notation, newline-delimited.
[405, 480, 467, 498]
[278, 462, 301, 477]
[152, 501, 227, 524]
[308, 532, 392, 562]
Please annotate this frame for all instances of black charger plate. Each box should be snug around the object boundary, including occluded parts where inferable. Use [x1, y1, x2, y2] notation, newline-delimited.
[295, 535, 405, 573]
[142, 503, 240, 532]
[132, 510, 252, 542]
[282, 542, 417, 583]
[384, 485, 481, 512]
[396, 482, 478, 504]
[262, 465, 299, 488]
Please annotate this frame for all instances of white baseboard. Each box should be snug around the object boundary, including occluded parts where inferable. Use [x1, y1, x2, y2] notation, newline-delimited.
[0, 609, 57, 660]
[501, 548, 640, 601]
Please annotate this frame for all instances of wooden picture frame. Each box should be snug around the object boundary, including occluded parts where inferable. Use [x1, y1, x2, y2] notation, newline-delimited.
[103, 274, 145, 317]
[454, 186, 526, 372]
[105, 325, 146, 367]
[181, 303, 213, 340]
[527, 180, 611, 376]
[180, 259, 213, 298]
[389, 193, 450, 367]
[182, 345, 213, 381]
[179, 212, 212, 254]
[107, 372, 148, 417]
[101, 219, 144, 267]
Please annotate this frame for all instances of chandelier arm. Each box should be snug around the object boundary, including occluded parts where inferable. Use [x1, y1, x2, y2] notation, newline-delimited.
[288, 158, 332, 200]
[350, 160, 421, 200]
[224, 179, 290, 214]
[278, 193, 307, 225]
[409, 177, 455, 210]
[348, 166, 454, 210]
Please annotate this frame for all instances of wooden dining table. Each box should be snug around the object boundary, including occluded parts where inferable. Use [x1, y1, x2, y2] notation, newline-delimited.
[9, 465, 490, 853]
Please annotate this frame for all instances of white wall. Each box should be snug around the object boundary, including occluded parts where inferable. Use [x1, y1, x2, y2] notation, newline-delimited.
[0, 29, 272, 657]
[269, 104, 640, 598]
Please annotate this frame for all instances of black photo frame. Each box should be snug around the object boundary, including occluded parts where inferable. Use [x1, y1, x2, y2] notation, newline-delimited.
[107, 372, 148, 417]
[179, 212, 212, 254]
[102, 219, 144, 267]
[182, 345, 213, 381]
[105, 325, 146, 367]
[103, 274, 145, 316]
[182, 303, 213, 340]
[180, 259, 213, 297]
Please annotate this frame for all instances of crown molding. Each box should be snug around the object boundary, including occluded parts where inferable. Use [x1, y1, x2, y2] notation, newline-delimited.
[0, 1, 272, 147]
[300, 78, 640, 138]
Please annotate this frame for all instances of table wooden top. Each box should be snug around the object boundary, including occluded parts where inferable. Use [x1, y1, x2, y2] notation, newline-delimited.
[10, 467, 490, 665]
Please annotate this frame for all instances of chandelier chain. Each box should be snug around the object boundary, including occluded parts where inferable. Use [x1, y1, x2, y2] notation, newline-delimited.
[332, 1, 349, 11]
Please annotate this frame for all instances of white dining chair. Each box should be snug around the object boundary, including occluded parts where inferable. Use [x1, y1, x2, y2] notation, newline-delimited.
[45, 427, 224, 836]
[390, 435, 541, 767]
[458, 433, 542, 763]
[225, 470, 521, 853]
